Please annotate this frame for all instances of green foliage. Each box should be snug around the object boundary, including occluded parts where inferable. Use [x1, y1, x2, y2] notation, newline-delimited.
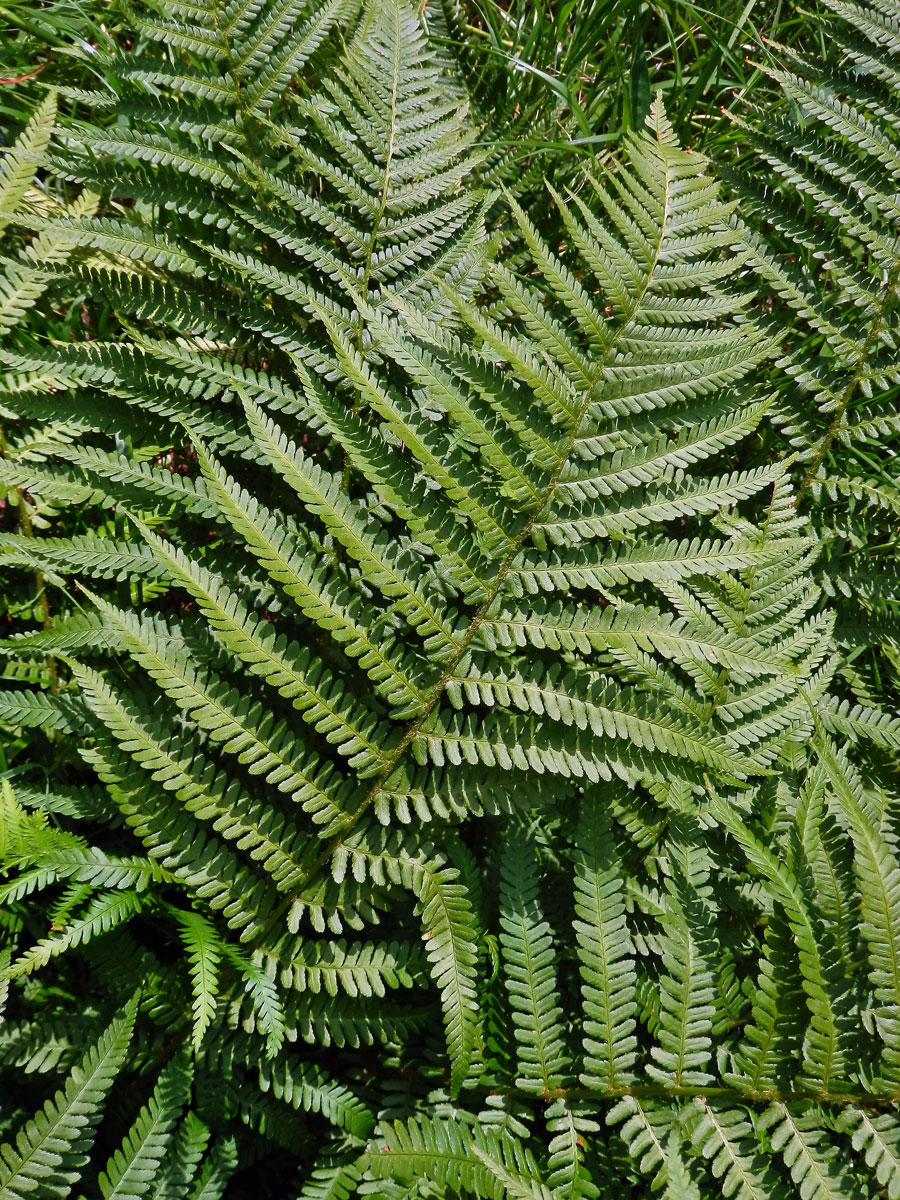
[731, 0, 900, 680]
[1, 998, 137, 1200]
[0, 1003, 236, 1200]
[1, 1, 900, 1197]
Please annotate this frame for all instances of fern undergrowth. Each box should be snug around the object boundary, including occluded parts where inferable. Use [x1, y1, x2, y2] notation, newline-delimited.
[1, 1, 900, 1198]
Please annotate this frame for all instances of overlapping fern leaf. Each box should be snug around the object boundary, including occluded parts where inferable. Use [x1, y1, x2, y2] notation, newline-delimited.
[1, 6, 808, 1141]
[369, 698, 900, 1198]
[4, 2, 900, 1197]
[34, 0, 486, 388]
[734, 0, 900, 467]
[0, 93, 117, 784]
[0, 89, 103, 515]
[17, 107, 776, 846]
[0, 997, 239, 1200]
[0, 91, 100, 643]
[732, 0, 900, 668]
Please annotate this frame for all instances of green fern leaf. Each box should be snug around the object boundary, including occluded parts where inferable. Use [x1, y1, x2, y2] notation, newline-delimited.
[498, 825, 568, 1093]
[709, 791, 852, 1093]
[98, 1055, 193, 1199]
[836, 1107, 900, 1200]
[573, 796, 637, 1091]
[759, 1104, 851, 1200]
[814, 734, 900, 1086]
[0, 92, 56, 237]
[174, 911, 221, 1052]
[0, 997, 136, 1200]
[683, 1100, 784, 1200]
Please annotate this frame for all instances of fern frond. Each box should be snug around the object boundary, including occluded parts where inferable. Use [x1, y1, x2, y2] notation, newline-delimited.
[814, 734, 900, 1086]
[275, 937, 420, 997]
[365, 1115, 548, 1200]
[728, 914, 806, 1096]
[98, 1054, 193, 1200]
[190, 424, 435, 708]
[295, 1160, 362, 1200]
[683, 1100, 783, 1200]
[4, 891, 147, 981]
[146, 1111, 212, 1200]
[4, 8, 895, 1194]
[0, 92, 57, 237]
[68, 660, 309, 892]
[708, 791, 852, 1093]
[572, 796, 637, 1091]
[85, 593, 357, 812]
[212, 419, 462, 657]
[254, 1053, 374, 1137]
[186, 1136, 238, 1200]
[0, 997, 136, 1200]
[836, 1107, 900, 1199]
[734, 0, 900, 659]
[498, 825, 568, 1093]
[607, 1096, 673, 1189]
[758, 1104, 851, 1200]
[409, 852, 481, 1097]
[646, 800, 717, 1089]
[173, 911, 221, 1052]
[544, 1100, 599, 1200]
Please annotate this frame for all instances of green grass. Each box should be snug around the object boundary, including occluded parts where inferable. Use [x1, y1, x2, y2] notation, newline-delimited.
[444, 0, 825, 161]
[0, 0, 113, 126]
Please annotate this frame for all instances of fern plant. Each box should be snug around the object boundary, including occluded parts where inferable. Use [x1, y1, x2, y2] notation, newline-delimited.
[0, 91, 100, 648]
[2, 1, 900, 1197]
[367, 728, 900, 1199]
[729, 0, 900, 687]
[1, 997, 238, 1200]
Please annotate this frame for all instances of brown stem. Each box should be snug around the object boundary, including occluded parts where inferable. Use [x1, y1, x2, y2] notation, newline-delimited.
[482, 1081, 900, 1111]
[0, 57, 50, 86]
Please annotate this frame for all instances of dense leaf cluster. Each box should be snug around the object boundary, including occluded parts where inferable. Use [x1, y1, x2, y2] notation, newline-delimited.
[2, 1, 900, 1197]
